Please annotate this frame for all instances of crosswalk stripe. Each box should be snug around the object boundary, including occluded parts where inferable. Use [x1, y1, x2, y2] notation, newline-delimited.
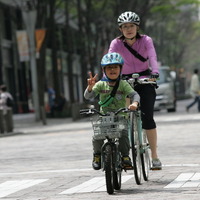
[60, 175, 133, 194]
[0, 179, 48, 198]
[182, 173, 200, 188]
[164, 173, 200, 188]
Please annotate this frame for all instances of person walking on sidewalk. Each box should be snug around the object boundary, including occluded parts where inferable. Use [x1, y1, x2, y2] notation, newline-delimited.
[0, 84, 14, 133]
[186, 69, 200, 112]
[108, 11, 162, 170]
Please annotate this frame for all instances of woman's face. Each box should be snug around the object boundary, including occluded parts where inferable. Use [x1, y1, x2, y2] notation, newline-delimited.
[104, 64, 121, 80]
[119, 23, 138, 39]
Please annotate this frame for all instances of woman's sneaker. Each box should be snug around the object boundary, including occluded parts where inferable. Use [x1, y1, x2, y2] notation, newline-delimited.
[92, 154, 101, 170]
[151, 158, 162, 170]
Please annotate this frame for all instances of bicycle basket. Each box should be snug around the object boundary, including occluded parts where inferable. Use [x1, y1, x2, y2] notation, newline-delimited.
[92, 115, 128, 140]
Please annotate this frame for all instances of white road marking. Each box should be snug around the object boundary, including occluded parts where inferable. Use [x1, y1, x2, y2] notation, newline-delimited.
[0, 168, 93, 176]
[0, 164, 199, 176]
[0, 179, 48, 198]
[164, 173, 200, 189]
[163, 164, 200, 167]
[60, 175, 133, 194]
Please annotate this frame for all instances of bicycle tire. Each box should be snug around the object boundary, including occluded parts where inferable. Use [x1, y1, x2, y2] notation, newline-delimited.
[141, 132, 151, 181]
[135, 112, 150, 181]
[129, 112, 142, 185]
[113, 152, 122, 190]
[104, 144, 114, 194]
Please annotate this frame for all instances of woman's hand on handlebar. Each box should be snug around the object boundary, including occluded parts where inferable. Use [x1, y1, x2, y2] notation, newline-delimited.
[149, 73, 159, 82]
[128, 101, 139, 111]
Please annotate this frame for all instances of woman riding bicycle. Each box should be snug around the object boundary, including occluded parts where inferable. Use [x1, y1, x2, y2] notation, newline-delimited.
[84, 52, 140, 170]
[108, 11, 162, 170]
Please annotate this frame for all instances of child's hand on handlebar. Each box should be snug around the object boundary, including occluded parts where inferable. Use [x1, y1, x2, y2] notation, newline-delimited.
[87, 72, 98, 92]
[128, 102, 139, 111]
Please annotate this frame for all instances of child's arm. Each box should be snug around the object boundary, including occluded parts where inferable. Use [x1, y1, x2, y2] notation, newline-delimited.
[128, 91, 140, 111]
[84, 72, 98, 100]
[87, 72, 98, 92]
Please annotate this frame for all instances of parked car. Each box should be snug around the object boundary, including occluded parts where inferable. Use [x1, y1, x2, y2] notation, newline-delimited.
[154, 66, 176, 112]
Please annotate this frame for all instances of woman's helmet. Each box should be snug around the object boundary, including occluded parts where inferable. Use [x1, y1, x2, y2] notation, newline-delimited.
[117, 11, 140, 26]
[101, 52, 124, 68]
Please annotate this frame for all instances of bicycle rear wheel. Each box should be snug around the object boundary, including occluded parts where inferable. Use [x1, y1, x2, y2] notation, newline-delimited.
[104, 144, 114, 194]
[129, 112, 142, 185]
[140, 131, 151, 181]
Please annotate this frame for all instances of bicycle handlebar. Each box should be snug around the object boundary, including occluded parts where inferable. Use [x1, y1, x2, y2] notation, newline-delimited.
[122, 73, 158, 85]
[80, 107, 134, 116]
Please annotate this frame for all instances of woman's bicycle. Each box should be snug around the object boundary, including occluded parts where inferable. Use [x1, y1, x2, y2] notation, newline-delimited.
[80, 107, 132, 194]
[123, 73, 159, 185]
[128, 107, 151, 185]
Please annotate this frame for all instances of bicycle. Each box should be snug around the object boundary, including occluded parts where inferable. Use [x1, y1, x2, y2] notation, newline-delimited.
[80, 107, 131, 194]
[122, 73, 158, 185]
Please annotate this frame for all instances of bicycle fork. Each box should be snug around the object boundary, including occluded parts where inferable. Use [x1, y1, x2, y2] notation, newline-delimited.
[101, 139, 121, 171]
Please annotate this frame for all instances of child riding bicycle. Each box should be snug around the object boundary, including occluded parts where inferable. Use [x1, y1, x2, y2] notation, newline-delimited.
[84, 52, 140, 170]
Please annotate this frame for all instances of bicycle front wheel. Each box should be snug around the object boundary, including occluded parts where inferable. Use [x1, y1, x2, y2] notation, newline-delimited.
[113, 151, 122, 190]
[140, 131, 151, 181]
[129, 112, 142, 185]
[104, 144, 114, 194]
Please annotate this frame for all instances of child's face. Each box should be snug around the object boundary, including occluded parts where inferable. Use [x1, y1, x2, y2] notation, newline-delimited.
[104, 64, 121, 80]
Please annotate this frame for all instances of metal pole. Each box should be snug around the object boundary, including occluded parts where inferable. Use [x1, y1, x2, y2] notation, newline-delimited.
[22, 8, 40, 121]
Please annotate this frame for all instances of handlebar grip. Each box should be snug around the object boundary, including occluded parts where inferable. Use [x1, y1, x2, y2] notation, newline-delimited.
[79, 109, 90, 114]
[150, 73, 159, 79]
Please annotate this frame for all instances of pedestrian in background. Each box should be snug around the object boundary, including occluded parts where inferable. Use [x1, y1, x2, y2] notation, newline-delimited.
[47, 86, 55, 115]
[186, 69, 200, 112]
[0, 84, 14, 133]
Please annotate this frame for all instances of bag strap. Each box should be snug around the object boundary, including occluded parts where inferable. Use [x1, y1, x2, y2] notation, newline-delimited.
[98, 79, 120, 107]
[123, 42, 148, 62]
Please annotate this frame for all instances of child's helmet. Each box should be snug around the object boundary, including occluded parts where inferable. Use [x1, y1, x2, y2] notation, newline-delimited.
[101, 52, 124, 68]
[118, 11, 140, 27]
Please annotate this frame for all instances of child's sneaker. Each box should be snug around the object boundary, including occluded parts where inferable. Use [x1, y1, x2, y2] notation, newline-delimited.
[92, 154, 101, 170]
[151, 158, 162, 170]
[122, 156, 133, 169]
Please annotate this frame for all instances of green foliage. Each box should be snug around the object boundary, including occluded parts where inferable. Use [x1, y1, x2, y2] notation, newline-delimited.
[38, 0, 200, 101]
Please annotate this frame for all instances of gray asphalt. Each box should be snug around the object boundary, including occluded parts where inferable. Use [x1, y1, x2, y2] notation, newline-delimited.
[0, 98, 200, 200]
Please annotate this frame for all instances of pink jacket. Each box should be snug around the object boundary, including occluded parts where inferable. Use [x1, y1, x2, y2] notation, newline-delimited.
[108, 35, 159, 75]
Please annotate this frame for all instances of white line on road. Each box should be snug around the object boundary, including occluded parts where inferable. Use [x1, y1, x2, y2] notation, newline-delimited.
[0, 179, 48, 198]
[0, 164, 199, 176]
[0, 168, 93, 176]
[60, 175, 133, 194]
[164, 173, 200, 188]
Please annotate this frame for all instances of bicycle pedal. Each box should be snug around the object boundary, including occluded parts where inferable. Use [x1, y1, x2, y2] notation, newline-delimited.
[124, 166, 133, 170]
[150, 167, 162, 171]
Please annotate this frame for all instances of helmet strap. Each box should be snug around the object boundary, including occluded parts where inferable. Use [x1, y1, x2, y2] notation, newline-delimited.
[125, 36, 135, 40]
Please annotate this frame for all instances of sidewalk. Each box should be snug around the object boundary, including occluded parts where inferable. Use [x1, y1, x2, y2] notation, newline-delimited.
[0, 113, 91, 137]
[1, 98, 199, 137]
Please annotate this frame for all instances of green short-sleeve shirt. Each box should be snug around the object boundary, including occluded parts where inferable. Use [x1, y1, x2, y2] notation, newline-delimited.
[92, 80, 134, 114]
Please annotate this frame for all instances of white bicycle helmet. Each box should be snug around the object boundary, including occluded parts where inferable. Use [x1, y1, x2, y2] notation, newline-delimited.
[118, 11, 140, 26]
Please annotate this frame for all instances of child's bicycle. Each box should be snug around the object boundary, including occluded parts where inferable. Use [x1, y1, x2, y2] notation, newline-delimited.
[80, 107, 132, 194]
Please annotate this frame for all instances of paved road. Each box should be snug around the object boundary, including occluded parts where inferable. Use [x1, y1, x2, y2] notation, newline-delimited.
[0, 99, 200, 199]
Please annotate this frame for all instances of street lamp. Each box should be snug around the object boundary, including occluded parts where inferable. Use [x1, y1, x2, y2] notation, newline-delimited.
[20, 0, 40, 121]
